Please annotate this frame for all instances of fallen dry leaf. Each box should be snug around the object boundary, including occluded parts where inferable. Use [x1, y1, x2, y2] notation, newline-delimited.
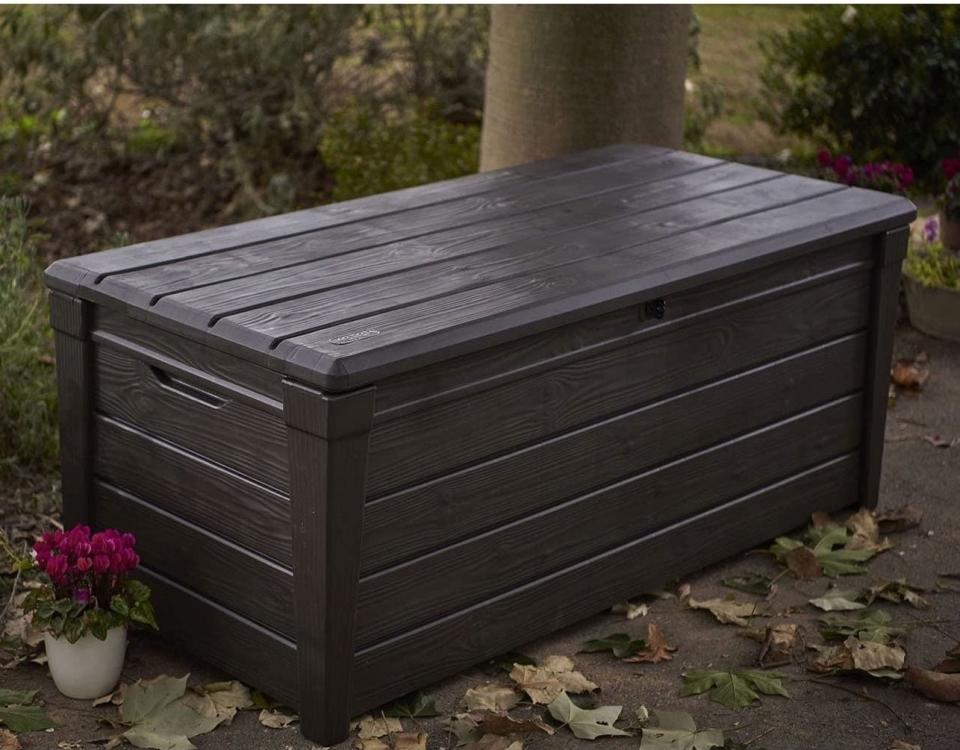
[846, 508, 892, 552]
[624, 623, 676, 664]
[891, 358, 929, 390]
[357, 715, 403, 739]
[93, 688, 125, 707]
[889, 741, 920, 750]
[688, 597, 760, 627]
[785, 546, 821, 580]
[865, 579, 930, 609]
[757, 623, 804, 667]
[509, 657, 597, 704]
[933, 658, 960, 674]
[258, 708, 298, 729]
[0, 728, 20, 750]
[477, 713, 554, 736]
[392, 732, 428, 750]
[906, 667, 960, 703]
[811, 511, 834, 528]
[463, 684, 521, 713]
[611, 601, 648, 620]
[355, 738, 391, 750]
[461, 735, 523, 750]
[811, 637, 904, 678]
[876, 505, 923, 534]
[924, 434, 959, 449]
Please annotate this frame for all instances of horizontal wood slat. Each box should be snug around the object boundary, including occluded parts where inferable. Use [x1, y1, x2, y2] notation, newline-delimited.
[365, 271, 871, 495]
[361, 333, 867, 574]
[136, 567, 298, 706]
[356, 396, 862, 646]
[49, 144, 661, 290]
[371, 239, 873, 416]
[158, 153, 733, 323]
[94, 482, 294, 634]
[94, 306, 283, 400]
[351, 453, 859, 710]
[94, 344, 289, 492]
[93, 415, 291, 564]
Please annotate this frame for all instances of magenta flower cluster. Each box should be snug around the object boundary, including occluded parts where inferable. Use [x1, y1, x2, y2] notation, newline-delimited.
[816, 148, 914, 193]
[34, 525, 140, 604]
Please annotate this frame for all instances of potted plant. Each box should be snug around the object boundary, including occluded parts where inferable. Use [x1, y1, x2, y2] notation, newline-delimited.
[21, 525, 158, 699]
[903, 216, 960, 342]
[939, 159, 960, 250]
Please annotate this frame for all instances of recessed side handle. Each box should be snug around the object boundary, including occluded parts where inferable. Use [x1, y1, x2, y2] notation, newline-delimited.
[149, 365, 228, 409]
[643, 298, 667, 320]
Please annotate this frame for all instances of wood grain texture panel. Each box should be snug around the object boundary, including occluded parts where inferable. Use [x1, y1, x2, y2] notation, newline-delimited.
[365, 271, 871, 495]
[136, 567, 298, 706]
[279, 189, 912, 391]
[94, 343, 289, 492]
[861, 227, 909, 507]
[94, 481, 294, 635]
[356, 396, 862, 646]
[350, 454, 859, 710]
[92, 148, 680, 306]
[94, 306, 283, 400]
[50, 292, 93, 527]
[371, 239, 873, 416]
[94, 415, 291, 564]
[360, 333, 867, 574]
[283, 382, 376, 744]
[169, 159, 764, 329]
[156, 152, 725, 316]
[46, 144, 661, 293]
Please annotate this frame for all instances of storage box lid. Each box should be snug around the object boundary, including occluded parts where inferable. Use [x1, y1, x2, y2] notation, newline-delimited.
[46, 144, 916, 391]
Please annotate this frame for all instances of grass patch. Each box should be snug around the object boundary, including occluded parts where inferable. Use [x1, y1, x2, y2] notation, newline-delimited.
[0, 197, 58, 480]
[693, 5, 807, 157]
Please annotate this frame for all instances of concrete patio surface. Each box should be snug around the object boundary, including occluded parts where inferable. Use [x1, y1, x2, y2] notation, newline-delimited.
[5, 323, 960, 750]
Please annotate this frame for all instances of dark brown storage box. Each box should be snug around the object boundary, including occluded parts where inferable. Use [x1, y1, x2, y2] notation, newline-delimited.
[45, 144, 915, 743]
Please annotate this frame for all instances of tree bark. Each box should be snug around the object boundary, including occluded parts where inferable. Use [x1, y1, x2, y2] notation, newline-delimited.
[481, 5, 690, 171]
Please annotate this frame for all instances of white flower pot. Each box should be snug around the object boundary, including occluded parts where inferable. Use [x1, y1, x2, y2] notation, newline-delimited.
[44, 626, 127, 699]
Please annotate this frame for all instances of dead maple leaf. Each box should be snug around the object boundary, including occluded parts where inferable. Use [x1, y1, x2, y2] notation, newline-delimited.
[461, 735, 523, 750]
[477, 713, 554, 736]
[687, 597, 760, 627]
[846, 508, 893, 553]
[356, 715, 403, 739]
[876, 505, 923, 534]
[906, 667, 960, 703]
[258, 708, 298, 729]
[355, 739, 391, 750]
[811, 511, 834, 528]
[463, 684, 521, 712]
[811, 636, 904, 678]
[757, 623, 805, 668]
[891, 358, 929, 390]
[785, 546, 821, 580]
[623, 623, 676, 663]
[509, 656, 597, 704]
[392, 732, 428, 750]
[889, 741, 920, 750]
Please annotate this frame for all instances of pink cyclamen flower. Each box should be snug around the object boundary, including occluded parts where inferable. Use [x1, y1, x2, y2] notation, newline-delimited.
[93, 555, 111, 574]
[943, 158, 960, 181]
[73, 588, 91, 604]
[817, 148, 833, 168]
[923, 216, 939, 243]
[75, 556, 92, 573]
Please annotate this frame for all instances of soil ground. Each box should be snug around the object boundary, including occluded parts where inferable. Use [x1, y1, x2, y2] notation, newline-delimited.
[5, 322, 960, 749]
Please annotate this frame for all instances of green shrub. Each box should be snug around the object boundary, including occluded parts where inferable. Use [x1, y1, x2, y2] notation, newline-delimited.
[905, 238, 960, 291]
[319, 101, 480, 202]
[0, 197, 57, 479]
[762, 6, 960, 188]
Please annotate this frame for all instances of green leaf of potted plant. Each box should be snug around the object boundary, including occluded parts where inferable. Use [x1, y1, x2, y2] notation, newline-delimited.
[18, 525, 158, 699]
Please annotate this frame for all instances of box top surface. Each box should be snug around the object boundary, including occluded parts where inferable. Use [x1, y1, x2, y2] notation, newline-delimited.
[47, 143, 916, 391]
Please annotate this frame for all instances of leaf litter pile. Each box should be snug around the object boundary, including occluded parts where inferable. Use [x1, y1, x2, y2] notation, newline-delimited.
[1, 505, 957, 749]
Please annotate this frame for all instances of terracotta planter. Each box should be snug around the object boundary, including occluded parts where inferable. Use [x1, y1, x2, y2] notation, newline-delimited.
[940, 212, 960, 250]
[903, 273, 960, 343]
[44, 626, 127, 699]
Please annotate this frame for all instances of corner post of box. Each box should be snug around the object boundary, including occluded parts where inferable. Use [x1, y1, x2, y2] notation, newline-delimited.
[860, 226, 908, 509]
[48, 290, 94, 528]
[281, 379, 376, 744]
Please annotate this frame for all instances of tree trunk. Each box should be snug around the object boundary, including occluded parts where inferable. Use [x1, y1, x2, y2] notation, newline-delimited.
[480, 5, 690, 171]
